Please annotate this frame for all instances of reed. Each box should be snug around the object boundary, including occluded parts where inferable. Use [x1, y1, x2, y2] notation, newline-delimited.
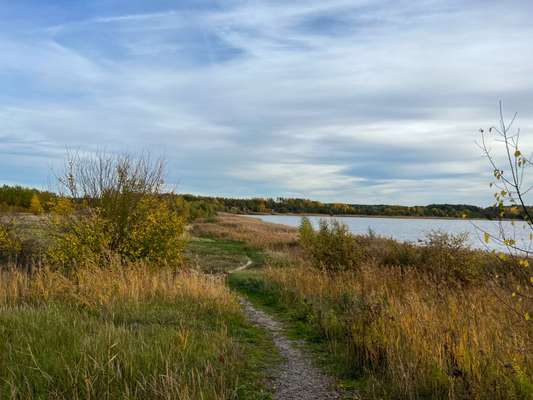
[236, 262, 533, 399]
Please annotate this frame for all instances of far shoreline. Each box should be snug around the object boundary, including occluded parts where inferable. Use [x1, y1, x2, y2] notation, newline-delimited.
[238, 211, 518, 222]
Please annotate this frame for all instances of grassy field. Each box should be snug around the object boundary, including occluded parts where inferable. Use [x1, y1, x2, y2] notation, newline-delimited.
[197, 214, 533, 400]
[2, 211, 532, 399]
[0, 262, 280, 399]
[184, 236, 265, 273]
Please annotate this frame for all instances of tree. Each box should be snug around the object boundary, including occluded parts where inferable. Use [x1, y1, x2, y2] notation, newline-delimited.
[29, 194, 43, 215]
[478, 101, 532, 323]
[298, 216, 315, 251]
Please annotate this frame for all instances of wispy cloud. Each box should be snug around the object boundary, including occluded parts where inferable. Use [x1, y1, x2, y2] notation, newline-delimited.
[1, 0, 533, 204]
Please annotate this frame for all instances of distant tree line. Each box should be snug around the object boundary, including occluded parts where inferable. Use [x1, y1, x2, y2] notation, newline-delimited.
[0, 185, 526, 220]
[0, 185, 216, 221]
[0, 185, 56, 213]
[178, 194, 525, 220]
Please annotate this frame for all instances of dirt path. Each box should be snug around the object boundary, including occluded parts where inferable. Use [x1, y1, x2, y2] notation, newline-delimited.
[229, 259, 253, 273]
[230, 261, 347, 399]
[239, 298, 345, 399]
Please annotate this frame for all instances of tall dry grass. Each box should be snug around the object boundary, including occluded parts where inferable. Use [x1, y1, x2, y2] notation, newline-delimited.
[192, 213, 297, 250]
[219, 215, 533, 398]
[0, 263, 246, 400]
[0, 263, 237, 311]
[255, 264, 532, 399]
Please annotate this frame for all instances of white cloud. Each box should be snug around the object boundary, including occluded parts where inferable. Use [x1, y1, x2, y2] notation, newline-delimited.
[1, 0, 533, 204]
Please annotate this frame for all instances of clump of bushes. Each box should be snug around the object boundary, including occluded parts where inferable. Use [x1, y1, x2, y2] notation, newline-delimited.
[297, 217, 515, 285]
[46, 152, 186, 270]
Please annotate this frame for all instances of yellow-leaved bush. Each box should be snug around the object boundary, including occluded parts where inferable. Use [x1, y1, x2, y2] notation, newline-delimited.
[119, 196, 185, 265]
[0, 220, 22, 262]
[47, 196, 186, 270]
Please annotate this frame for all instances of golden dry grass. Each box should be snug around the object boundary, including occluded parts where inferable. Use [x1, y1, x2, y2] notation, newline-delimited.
[259, 264, 532, 398]
[223, 214, 533, 399]
[0, 263, 238, 312]
[0, 263, 251, 400]
[192, 213, 298, 250]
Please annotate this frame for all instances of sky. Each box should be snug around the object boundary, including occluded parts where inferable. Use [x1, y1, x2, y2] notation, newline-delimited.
[1, 0, 533, 205]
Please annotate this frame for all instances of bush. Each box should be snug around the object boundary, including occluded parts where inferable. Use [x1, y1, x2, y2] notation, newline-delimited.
[48, 209, 114, 268]
[29, 194, 43, 215]
[119, 196, 185, 265]
[0, 219, 22, 264]
[419, 230, 482, 284]
[47, 152, 186, 270]
[298, 218, 361, 271]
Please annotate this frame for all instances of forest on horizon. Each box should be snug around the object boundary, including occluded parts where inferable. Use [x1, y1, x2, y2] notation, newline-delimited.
[0, 184, 522, 220]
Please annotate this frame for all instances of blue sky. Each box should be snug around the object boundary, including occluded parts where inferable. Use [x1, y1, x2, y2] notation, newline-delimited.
[1, 0, 533, 205]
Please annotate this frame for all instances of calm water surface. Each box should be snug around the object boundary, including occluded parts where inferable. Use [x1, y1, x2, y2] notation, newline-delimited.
[249, 214, 533, 251]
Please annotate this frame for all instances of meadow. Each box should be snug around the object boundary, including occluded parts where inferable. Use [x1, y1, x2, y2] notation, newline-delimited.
[197, 214, 533, 399]
[0, 156, 281, 400]
[1, 180, 532, 399]
[0, 261, 279, 399]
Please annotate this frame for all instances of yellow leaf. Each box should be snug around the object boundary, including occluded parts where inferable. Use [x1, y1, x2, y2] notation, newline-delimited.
[484, 232, 490, 244]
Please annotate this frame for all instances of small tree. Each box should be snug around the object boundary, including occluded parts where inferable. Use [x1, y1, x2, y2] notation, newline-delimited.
[298, 216, 315, 251]
[29, 194, 43, 215]
[478, 102, 532, 323]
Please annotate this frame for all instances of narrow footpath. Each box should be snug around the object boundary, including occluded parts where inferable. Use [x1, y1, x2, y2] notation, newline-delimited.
[230, 261, 348, 400]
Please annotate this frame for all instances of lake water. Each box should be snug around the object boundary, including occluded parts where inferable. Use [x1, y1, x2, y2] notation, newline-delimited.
[248, 214, 533, 251]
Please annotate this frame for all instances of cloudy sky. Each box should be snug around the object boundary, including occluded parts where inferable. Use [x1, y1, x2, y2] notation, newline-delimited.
[1, 0, 533, 205]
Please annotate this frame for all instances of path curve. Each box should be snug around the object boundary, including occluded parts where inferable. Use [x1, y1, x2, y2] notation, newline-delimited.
[229, 259, 253, 273]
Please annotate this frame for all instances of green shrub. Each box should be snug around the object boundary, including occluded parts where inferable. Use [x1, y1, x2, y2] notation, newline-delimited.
[48, 197, 185, 270]
[298, 218, 361, 272]
[0, 220, 22, 263]
[298, 216, 315, 251]
[419, 230, 482, 284]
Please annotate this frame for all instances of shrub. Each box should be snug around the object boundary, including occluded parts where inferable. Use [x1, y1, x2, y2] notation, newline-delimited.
[298, 218, 361, 271]
[298, 216, 315, 251]
[0, 220, 22, 263]
[419, 230, 482, 284]
[47, 209, 114, 268]
[47, 152, 186, 270]
[29, 194, 43, 215]
[119, 196, 185, 265]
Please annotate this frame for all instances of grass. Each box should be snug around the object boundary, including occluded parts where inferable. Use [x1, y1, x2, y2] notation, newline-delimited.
[191, 213, 298, 251]
[228, 271, 365, 394]
[240, 266, 533, 399]
[0, 264, 280, 399]
[184, 236, 265, 273]
[207, 214, 533, 400]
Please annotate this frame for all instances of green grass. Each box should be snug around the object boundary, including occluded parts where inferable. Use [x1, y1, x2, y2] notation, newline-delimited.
[185, 236, 265, 273]
[0, 267, 280, 400]
[0, 302, 280, 400]
[228, 271, 365, 396]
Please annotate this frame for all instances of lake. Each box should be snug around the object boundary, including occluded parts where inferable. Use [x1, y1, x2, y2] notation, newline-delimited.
[248, 214, 533, 251]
